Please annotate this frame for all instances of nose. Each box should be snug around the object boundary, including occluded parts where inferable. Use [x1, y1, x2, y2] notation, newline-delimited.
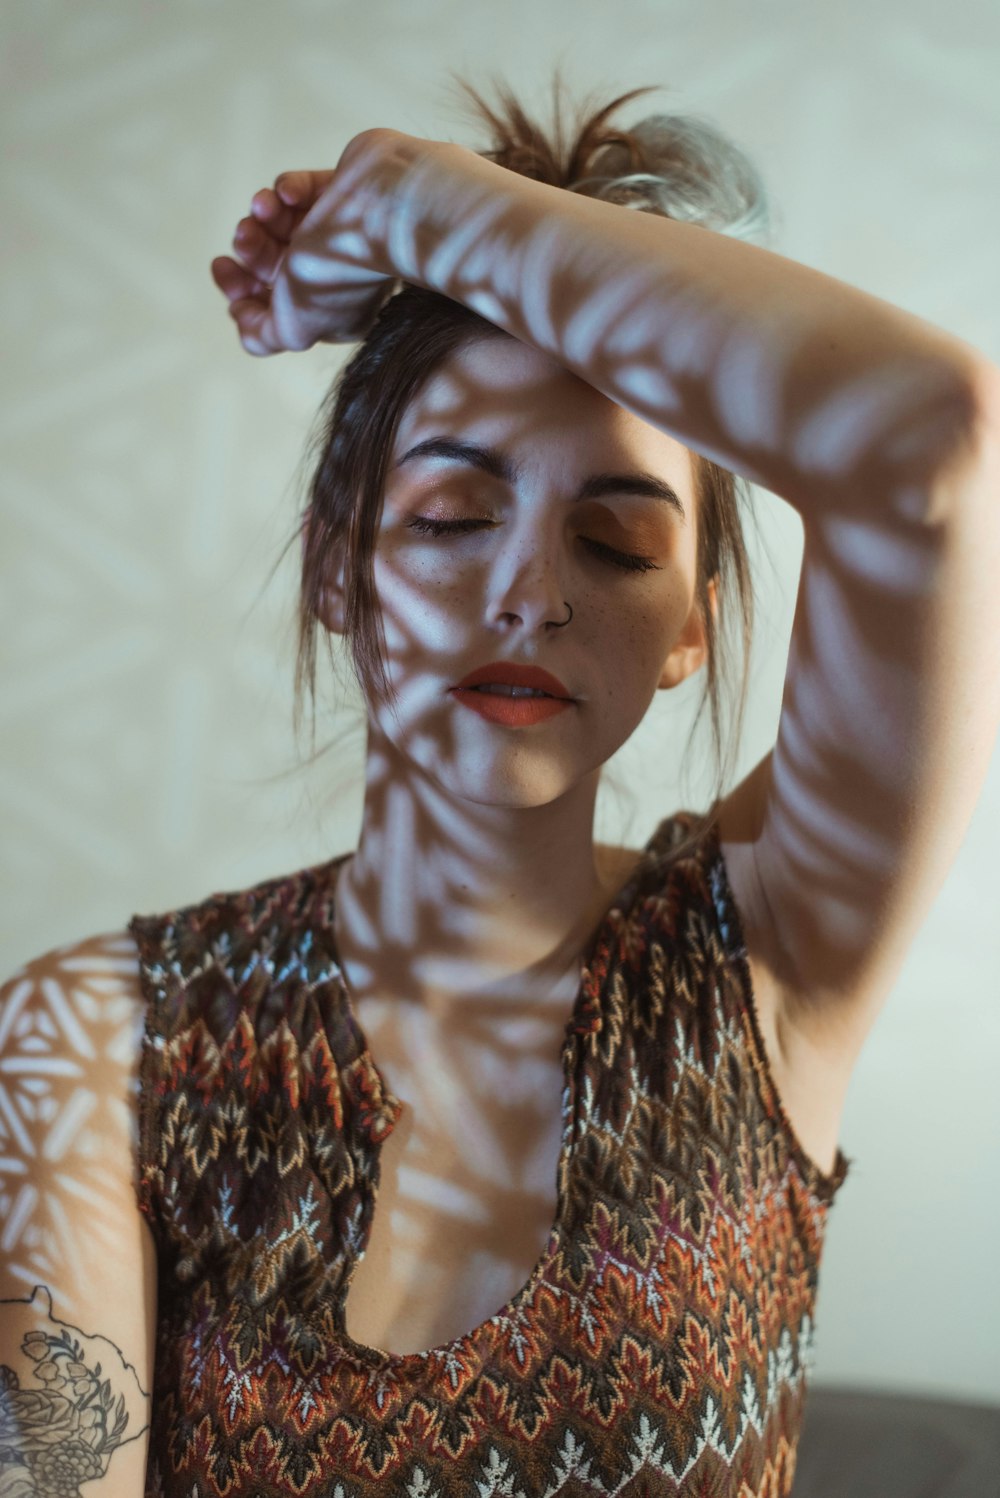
[485, 523, 571, 632]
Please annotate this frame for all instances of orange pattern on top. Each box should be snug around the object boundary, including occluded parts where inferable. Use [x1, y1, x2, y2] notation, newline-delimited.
[129, 812, 848, 1498]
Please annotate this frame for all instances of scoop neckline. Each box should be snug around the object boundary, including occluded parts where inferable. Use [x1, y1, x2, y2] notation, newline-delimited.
[321, 818, 669, 1374]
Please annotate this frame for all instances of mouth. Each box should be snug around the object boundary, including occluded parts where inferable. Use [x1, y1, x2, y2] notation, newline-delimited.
[460, 684, 559, 699]
[451, 661, 574, 700]
[450, 687, 575, 728]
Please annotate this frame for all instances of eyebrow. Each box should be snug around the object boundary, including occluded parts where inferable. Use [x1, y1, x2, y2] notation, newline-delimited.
[393, 436, 686, 522]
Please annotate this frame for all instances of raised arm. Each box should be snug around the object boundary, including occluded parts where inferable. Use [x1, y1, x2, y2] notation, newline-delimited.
[214, 128, 987, 499]
[0, 936, 155, 1495]
[214, 128, 1000, 1073]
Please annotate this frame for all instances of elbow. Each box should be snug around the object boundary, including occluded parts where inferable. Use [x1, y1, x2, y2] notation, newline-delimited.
[883, 355, 1000, 529]
[966, 356, 1000, 452]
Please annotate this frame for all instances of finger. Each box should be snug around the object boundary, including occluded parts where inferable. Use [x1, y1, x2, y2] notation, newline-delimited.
[249, 187, 301, 242]
[231, 216, 286, 283]
[227, 298, 283, 357]
[211, 254, 269, 303]
[210, 255, 270, 304]
[248, 171, 338, 246]
[273, 169, 336, 210]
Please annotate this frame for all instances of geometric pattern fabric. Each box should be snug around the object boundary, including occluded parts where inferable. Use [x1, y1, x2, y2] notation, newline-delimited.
[128, 812, 849, 1496]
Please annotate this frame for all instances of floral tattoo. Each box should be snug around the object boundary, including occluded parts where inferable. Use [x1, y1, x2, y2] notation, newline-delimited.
[0, 1286, 148, 1498]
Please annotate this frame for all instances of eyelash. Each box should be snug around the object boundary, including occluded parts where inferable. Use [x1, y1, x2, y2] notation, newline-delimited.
[404, 516, 661, 575]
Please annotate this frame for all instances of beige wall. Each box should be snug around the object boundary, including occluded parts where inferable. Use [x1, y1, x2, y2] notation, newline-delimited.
[2, 0, 998, 1400]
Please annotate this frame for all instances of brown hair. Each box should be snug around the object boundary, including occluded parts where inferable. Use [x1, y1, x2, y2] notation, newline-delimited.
[295, 77, 768, 852]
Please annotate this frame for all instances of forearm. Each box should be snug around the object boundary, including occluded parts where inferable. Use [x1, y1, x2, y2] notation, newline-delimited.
[380, 142, 986, 518]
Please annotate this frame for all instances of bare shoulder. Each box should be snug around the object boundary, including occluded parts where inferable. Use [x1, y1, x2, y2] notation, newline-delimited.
[595, 840, 646, 892]
[6, 927, 146, 991]
[1, 929, 148, 1152]
[0, 927, 151, 1258]
[1, 928, 147, 1090]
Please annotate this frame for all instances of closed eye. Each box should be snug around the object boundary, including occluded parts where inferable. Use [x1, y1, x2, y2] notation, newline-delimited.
[404, 516, 661, 575]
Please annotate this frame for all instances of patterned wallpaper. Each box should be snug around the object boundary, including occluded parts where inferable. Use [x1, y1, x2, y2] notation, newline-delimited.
[1, 0, 998, 1399]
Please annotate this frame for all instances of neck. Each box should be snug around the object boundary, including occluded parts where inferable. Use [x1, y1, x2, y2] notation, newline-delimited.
[333, 726, 640, 1015]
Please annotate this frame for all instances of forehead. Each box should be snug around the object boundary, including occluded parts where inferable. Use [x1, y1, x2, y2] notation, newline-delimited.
[391, 336, 692, 483]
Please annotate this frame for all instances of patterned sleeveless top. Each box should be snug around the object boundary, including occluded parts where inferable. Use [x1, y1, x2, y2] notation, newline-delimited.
[129, 811, 849, 1498]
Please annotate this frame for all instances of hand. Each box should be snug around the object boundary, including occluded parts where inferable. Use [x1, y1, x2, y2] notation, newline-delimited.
[211, 169, 338, 354]
[211, 129, 427, 356]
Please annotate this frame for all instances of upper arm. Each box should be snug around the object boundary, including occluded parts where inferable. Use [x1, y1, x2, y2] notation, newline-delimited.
[0, 933, 156, 1495]
[733, 361, 1000, 1065]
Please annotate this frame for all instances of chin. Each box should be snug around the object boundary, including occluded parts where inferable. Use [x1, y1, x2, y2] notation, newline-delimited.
[427, 748, 596, 813]
[372, 704, 611, 808]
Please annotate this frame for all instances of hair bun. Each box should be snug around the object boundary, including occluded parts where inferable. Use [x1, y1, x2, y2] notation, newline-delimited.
[450, 77, 773, 248]
[574, 112, 772, 245]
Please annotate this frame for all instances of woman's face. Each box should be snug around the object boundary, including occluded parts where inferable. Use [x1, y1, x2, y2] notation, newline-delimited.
[342, 335, 710, 809]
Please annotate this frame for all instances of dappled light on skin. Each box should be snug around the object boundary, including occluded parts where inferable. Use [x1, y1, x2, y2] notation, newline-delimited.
[338, 966, 578, 1354]
[196, 105, 997, 1456]
[332, 834, 578, 1359]
[326, 347, 699, 933]
[310, 333, 704, 1350]
[0, 936, 147, 1315]
[0, 937, 156, 1495]
[316, 725, 650, 1348]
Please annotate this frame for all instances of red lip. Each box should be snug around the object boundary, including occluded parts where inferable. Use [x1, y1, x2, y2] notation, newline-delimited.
[451, 661, 573, 698]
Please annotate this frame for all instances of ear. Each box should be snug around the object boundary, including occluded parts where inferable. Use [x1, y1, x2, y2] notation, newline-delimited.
[303, 507, 348, 635]
[315, 549, 348, 635]
[657, 575, 718, 690]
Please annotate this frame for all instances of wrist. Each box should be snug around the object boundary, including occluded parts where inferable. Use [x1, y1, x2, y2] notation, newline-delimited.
[333, 129, 460, 283]
[372, 136, 522, 293]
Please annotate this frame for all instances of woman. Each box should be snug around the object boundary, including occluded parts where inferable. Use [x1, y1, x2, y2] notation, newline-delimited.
[1, 78, 997, 1498]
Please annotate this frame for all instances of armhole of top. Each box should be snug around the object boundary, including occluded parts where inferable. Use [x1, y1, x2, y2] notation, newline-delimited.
[704, 823, 851, 1204]
[126, 915, 167, 1227]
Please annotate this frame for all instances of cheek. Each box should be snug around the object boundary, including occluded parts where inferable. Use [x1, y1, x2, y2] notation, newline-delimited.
[373, 552, 471, 658]
[592, 583, 685, 668]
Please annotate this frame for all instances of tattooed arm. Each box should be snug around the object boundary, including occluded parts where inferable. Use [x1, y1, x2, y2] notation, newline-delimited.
[0, 936, 155, 1497]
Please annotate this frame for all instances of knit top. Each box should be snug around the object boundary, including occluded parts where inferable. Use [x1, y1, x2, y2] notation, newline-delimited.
[128, 810, 849, 1498]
